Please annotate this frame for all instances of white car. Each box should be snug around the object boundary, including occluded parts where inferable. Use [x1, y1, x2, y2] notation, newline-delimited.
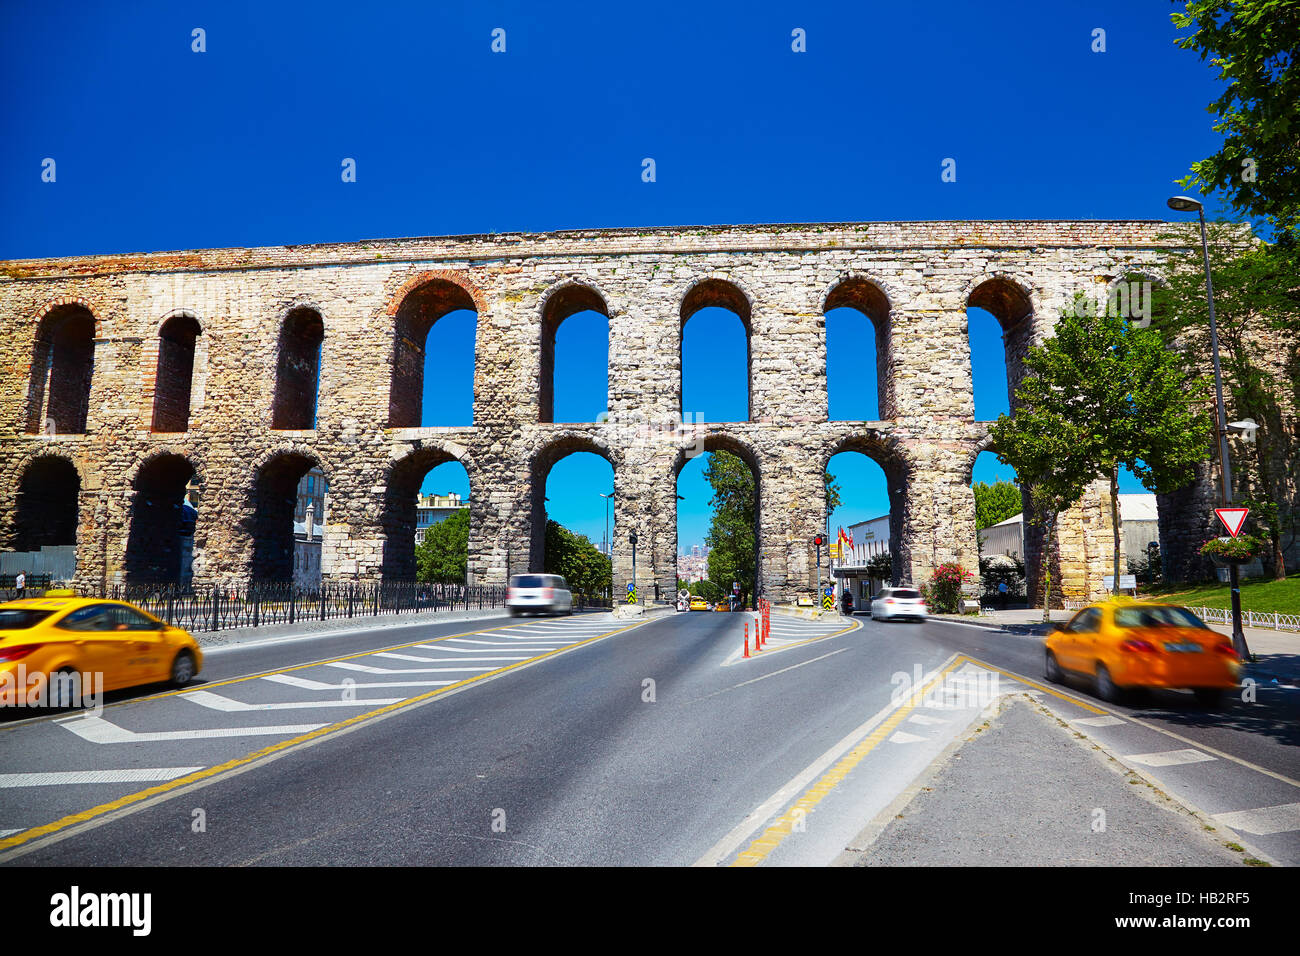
[506, 574, 573, 616]
[869, 587, 928, 622]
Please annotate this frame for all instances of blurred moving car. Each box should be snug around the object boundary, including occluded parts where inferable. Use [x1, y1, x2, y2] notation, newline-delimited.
[714, 599, 731, 612]
[689, 597, 708, 611]
[0, 592, 202, 707]
[869, 587, 928, 622]
[1044, 600, 1241, 706]
[506, 574, 573, 617]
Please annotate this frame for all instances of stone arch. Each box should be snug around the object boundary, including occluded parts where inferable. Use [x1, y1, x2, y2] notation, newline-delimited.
[824, 432, 913, 585]
[12, 453, 82, 557]
[26, 302, 97, 435]
[671, 430, 763, 604]
[271, 305, 324, 430]
[245, 447, 333, 582]
[380, 443, 475, 582]
[1105, 268, 1167, 327]
[151, 312, 203, 432]
[679, 276, 754, 422]
[538, 280, 611, 424]
[822, 275, 895, 420]
[965, 275, 1039, 418]
[528, 432, 619, 575]
[387, 274, 479, 427]
[124, 452, 201, 583]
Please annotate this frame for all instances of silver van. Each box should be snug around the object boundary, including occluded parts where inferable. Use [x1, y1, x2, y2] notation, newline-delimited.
[507, 573, 573, 617]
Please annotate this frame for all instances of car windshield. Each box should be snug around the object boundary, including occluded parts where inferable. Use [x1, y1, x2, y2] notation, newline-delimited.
[511, 575, 546, 588]
[0, 609, 53, 630]
[1114, 606, 1208, 629]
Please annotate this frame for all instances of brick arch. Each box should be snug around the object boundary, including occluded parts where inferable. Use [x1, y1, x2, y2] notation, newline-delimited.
[12, 452, 83, 557]
[387, 272, 481, 428]
[539, 279, 612, 424]
[27, 301, 98, 435]
[124, 451, 202, 583]
[825, 431, 915, 587]
[527, 431, 619, 576]
[679, 276, 755, 423]
[822, 275, 897, 421]
[379, 442, 475, 582]
[32, 296, 99, 327]
[151, 312, 204, 433]
[244, 446, 333, 582]
[963, 274, 1041, 419]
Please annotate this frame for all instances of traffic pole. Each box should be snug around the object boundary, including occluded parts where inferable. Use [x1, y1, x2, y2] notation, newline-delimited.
[743, 622, 750, 659]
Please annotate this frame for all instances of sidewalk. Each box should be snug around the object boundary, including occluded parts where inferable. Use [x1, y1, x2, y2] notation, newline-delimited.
[849, 695, 1255, 866]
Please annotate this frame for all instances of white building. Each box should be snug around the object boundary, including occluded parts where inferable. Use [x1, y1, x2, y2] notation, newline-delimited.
[831, 514, 891, 611]
[978, 493, 1163, 569]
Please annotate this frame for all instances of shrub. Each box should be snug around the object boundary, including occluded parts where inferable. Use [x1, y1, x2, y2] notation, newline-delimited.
[924, 562, 975, 614]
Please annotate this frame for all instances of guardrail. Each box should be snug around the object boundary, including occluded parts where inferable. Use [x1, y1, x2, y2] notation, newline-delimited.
[1060, 598, 1298, 632]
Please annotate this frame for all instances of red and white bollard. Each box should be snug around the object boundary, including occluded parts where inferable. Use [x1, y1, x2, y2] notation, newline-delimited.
[743, 622, 750, 659]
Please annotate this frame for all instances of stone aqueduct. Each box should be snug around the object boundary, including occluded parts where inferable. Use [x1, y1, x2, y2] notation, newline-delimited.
[0, 220, 1218, 604]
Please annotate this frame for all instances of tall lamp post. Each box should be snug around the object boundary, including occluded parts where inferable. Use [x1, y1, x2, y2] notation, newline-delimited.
[1166, 195, 1251, 660]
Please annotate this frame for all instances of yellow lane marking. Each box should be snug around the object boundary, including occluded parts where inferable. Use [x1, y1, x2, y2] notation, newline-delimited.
[728, 655, 966, 867]
[0, 617, 555, 731]
[0, 618, 644, 856]
[958, 655, 1109, 716]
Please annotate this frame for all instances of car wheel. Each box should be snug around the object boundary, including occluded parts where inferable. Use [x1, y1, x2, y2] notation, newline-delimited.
[1044, 649, 1063, 684]
[1094, 662, 1120, 703]
[1193, 687, 1224, 709]
[169, 650, 197, 688]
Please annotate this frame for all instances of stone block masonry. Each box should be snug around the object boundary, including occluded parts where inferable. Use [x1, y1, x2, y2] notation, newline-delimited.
[0, 220, 1233, 604]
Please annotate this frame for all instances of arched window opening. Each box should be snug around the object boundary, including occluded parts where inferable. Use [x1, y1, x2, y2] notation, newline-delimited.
[681, 280, 751, 423]
[534, 451, 614, 600]
[826, 279, 891, 421]
[271, 308, 324, 430]
[967, 279, 1033, 421]
[250, 454, 325, 582]
[14, 457, 80, 557]
[826, 449, 900, 608]
[152, 315, 201, 432]
[540, 285, 609, 423]
[125, 455, 198, 583]
[381, 454, 472, 583]
[674, 440, 760, 609]
[28, 305, 95, 435]
[389, 280, 477, 427]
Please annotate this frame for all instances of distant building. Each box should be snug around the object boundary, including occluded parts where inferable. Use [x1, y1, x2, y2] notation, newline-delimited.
[416, 492, 468, 541]
[293, 467, 327, 588]
[978, 493, 1162, 568]
[831, 515, 890, 611]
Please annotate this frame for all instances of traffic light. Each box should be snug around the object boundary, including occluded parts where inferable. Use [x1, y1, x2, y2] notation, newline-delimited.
[813, 534, 825, 547]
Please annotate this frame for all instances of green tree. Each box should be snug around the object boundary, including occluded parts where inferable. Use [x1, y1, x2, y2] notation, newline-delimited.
[689, 578, 723, 602]
[543, 520, 612, 597]
[1172, 1, 1300, 237]
[865, 551, 892, 583]
[973, 480, 1022, 530]
[415, 510, 469, 584]
[995, 298, 1214, 599]
[1151, 231, 1300, 579]
[704, 450, 756, 606]
[824, 469, 842, 513]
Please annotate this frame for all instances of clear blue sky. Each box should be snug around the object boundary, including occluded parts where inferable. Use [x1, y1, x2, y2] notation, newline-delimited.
[2, 1, 1230, 552]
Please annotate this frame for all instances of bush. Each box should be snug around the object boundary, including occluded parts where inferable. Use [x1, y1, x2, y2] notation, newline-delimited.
[923, 562, 975, 614]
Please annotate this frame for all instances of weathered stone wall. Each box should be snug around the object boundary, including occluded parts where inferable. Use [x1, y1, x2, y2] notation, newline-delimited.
[0, 220, 1223, 603]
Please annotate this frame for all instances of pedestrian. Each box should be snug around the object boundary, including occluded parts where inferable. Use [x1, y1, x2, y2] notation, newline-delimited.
[15, 569, 26, 599]
[998, 579, 1008, 610]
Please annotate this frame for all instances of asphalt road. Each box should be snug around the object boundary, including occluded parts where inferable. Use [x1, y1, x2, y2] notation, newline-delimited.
[1, 609, 1294, 865]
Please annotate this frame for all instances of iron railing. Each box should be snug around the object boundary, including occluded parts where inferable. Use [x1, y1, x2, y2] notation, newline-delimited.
[1060, 598, 1298, 632]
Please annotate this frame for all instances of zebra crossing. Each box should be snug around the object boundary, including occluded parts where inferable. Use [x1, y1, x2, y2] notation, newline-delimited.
[0, 613, 635, 853]
[723, 612, 860, 664]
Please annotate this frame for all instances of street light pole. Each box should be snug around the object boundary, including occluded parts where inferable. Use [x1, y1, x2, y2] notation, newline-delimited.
[600, 492, 613, 559]
[1167, 196, 1250, 659]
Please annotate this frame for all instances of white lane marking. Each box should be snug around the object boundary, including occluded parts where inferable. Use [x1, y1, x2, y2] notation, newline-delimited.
[327, 662, 495, 675]
[907, 714, 948, 726]
[0, 829, 18, 836]
[889, 731, 929, 744]
[57, 714, 326, 744]
[693, 653, 963, 867]
[441, 638, 551, 646]
[1211, 802, 1300, 835]
[0, 767, 205, 788]
[198, 614, 512, 654]
[1072, 715, 1126, 727]
[262, 674, 455, 691]
[1124, 748, 1217, 768]
[418, 643, 563, 652]
[180, 690, 406, 711]
[376, 652, 528, 662]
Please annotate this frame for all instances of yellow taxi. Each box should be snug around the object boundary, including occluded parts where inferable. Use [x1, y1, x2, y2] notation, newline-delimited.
[1044, 599, 1240, 707]
[714, 599, 732, 612]
[0, 592, 203, 707]
[689, 596, 708, 611]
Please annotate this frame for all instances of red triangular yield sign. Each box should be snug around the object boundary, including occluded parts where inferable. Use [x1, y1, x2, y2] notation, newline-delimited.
[1215, 507, 1249, 537]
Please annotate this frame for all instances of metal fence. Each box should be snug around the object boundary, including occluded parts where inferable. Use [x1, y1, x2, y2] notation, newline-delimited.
[1061, 598, 1298, 632]
[0, 580, 619, 633]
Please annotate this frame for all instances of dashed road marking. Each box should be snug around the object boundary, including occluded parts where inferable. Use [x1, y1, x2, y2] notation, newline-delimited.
[1123, 748, 1217, 768]
[1212, 802, 1300, 836]
[327, 661, 495, 675]
[262, 674, 454, 691]
[0, 768, 204, 788]
[179, 689, 406, 711]
[1072, 715, 1126, 727]
[889, 730, 929, 744]
[58, 714, 327, 744]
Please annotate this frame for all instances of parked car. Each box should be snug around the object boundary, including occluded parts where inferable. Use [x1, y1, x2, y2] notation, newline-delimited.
[869, 587, 928, 622]
[1044, 600, 1240, 706]
[506, 574, 573, 617]
[0, 592, 202, 707]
